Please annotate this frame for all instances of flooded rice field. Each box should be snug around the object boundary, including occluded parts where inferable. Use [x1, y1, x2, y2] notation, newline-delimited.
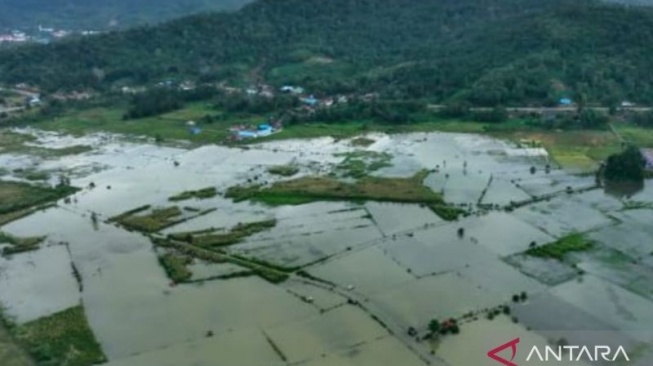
[0, 128, 652, 365]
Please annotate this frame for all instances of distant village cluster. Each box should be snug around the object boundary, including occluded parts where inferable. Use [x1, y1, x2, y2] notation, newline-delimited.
[225, 83, 375, 141]
[0, 25, 99, 45]
[124, 79, 365, 141]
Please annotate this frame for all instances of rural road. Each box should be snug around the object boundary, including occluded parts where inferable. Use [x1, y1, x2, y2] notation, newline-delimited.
[428, 104, 653, 113]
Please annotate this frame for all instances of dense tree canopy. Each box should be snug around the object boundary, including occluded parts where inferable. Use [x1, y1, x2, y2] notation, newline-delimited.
[604, 145, 646, 181]
[3, 0, 653, 106]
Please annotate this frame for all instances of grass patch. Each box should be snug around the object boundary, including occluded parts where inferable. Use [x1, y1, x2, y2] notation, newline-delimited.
[111, 206, 182, 233]
[503, 130, 622, 171]
[152, 238, 290, 284]
[0, 130, 37, 152]
[0, 232, 46, 256]
[0, 130, 91, 157]
[256, 122, 369, 142]
[158, 252, 193, 283]
[296, 270, 336, 286]
[350, 137, 376, 147]
[621, 201, 653, 211]
[0, 206, 47, 227]
[33, 104, 266, 144]
[168, 187, 217, 202]
[526, 233, 594, 261]
[255, 269, 289, 284]
[14, 306, 106, 366]
[334, 151, 393, 178]
[267, 165, 300, 177]
[177, 219, 277, 248]
[46, 145, 93, 156]
[226, 169, 443, 206]
[21, 170, 50, 181]
[0, 181, 77, 225]
[613, 124, 653, 148]
[428, 204, 467, 221]
[167, 227, 221, 241]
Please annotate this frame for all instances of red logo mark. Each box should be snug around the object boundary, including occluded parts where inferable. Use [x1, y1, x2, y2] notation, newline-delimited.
[487, 338, 520, 366]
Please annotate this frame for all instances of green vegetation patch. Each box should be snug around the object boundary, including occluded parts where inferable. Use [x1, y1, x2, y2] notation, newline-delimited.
[167, 228, 221, 241]
[226, 170, 443, 206]
[0, 232, 46, 256]
[111, 206, 182, 233]
[526, 233, 594, 261]
[34, 105, 263, 145]
[621, 201, 653, 211]
[604, 145, 645, 182]
[13, 306, 106, 366]
[171, 219, 277, 248]
[20, 171, 50, 182]
[350, 137, 376, 147]
[0, 130, 91, 158]
[0, 181, 77, 226]
[334, 151, 393, 179]
[169, 187, 217, 202]
[151, 238, 290, 284]
[428, 205, 467, 221]
[158, 252, 193, 283]
[267, 165, 300, 177]
[506, 130, 622, 172]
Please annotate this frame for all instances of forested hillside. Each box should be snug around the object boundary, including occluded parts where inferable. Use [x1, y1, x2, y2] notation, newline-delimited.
[0, 0, 252, 30]
[2, 0, 653, 106]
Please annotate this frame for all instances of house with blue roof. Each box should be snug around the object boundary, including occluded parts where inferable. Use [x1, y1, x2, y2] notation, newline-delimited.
[559, 98, 573, 106]
[301, 95, 319, 106]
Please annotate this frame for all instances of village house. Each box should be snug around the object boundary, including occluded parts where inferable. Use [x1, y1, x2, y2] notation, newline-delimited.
[300, 95, 319, 107]
[280, 85, 304, 95]
[230, 121, 281, 140]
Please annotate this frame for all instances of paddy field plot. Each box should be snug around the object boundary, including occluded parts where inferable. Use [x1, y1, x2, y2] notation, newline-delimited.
[186, 261, 251, 281]
[459, 212, 556, 256]
[436, 316, 591, 366]
[0, 244, 80, 324]
[480, 177, 532, 206]
[513, 196, 615, 237]
[577, 247, 653, 300]
[265, 305, 388, 364]
[231, 202, 383, 268]
[300, 336, 426, 366]
[380, 224, 498, 277]
[370, 273, 502, 327]
[86, 277, 316, 359]
[281, 279, 348, 311]
[363, 202, 443, 236]
[504, 253, 579, 286]
[457, 257, 546, 301]
[511, 291, 645, 355]
[424, 168, 491, 204]
[551, 275, 653, 343]
[103, 328, 286, 366]
[308, 246, 414, 297]
[516, 171, 593, 197]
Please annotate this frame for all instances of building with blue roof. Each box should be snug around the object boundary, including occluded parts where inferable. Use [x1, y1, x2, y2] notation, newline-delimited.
[301, 96, 319, 106]
[237, 131, 258, 139]
[559, 98, 573, 106]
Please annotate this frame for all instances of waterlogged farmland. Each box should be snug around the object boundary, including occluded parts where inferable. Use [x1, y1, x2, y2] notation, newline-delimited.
[0, 129, 652, 366]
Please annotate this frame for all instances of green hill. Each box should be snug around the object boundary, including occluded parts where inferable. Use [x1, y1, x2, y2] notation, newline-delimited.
[2, 0, 653, 105]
